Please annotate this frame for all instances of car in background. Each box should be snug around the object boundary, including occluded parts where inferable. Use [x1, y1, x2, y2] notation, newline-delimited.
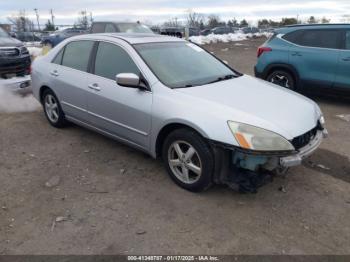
[41, 28, 86, 47]
[90, 22, 154, 34]
[255, 24, 350, 94]
[200, 29, 212, 36]
[16, 32, 42, 42]
[211, 26, 235, 35]
[31, 33, 326, 193]
[0, 27, 31, 79]
[241, 27, 259, 34]
[159, 27, 200, 38]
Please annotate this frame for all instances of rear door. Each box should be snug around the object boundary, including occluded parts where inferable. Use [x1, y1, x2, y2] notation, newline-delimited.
[50, 40, 95, 122]
[86, 41, 152, 150]
[334, 30, 350, 90]
[286, 29, 341, 88]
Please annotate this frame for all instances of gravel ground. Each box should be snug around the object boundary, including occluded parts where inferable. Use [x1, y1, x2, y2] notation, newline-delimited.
[0, 38, 349, 255]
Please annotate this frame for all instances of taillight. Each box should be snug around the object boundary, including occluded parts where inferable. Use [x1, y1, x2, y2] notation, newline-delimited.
[257, 47, 272, 58]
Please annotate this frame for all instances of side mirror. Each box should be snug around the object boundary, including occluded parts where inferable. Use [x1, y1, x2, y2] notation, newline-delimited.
[116, 73, 141, 88]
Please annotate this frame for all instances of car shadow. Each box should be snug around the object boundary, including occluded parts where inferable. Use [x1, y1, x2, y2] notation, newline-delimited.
[302, 92, 350, 106]
[303, 148, 350, 184]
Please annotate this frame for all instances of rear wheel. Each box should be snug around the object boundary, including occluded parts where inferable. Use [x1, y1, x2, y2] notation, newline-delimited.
[266, 70, 296, 90]
[42, 89, 67, 128]
[162, 129, 214, 192]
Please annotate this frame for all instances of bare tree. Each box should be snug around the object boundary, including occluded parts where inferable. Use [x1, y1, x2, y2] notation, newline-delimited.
[307, 16, 318, 24]
[34, 8, 40, 31]
[163, 18, 180, 27]
[207, 15, 221, 28]
[186, 10, 203, 28]
[75, 10, 90, 29]
[321, 17, 330, 23]
[7, 10, 34, 32]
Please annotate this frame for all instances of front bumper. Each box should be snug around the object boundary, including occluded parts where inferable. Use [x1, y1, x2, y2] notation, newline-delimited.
[280, 129, 327, 167]
[0, 55, 31, 78]
[211, 128, 327, 192]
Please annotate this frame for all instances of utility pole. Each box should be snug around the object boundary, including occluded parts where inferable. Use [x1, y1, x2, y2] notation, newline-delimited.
[34, 8, 40, 31]
[50, 9, 55, 27]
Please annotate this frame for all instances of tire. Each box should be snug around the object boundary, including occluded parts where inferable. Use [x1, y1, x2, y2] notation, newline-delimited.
[43, 41, 53, 48]
[266, 70, 296, 90]
[42, 89, 67, 128]
[162, 128, 214, 192]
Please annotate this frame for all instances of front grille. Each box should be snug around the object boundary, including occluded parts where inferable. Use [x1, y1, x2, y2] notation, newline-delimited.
[0, 48, 20, 57]
[291, 123, 322, 150]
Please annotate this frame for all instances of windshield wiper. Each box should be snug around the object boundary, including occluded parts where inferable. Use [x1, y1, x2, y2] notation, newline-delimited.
[208, 74, 236, 84]
[173, 84, 194, 89]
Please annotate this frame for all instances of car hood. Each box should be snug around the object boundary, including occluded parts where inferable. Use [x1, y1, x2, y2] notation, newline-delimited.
[176, 75, 320, 139]
[0, 37, 23, 47]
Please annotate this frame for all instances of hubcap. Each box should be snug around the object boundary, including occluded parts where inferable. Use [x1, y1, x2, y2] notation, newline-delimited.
[168, 141, 202, 184]
[270, 74, 290, 88]
[45, 94, 59, 123]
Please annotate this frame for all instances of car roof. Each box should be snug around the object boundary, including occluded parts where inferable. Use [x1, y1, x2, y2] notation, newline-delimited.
[276, 23, 350, 34]
[73, 33, 185, 44]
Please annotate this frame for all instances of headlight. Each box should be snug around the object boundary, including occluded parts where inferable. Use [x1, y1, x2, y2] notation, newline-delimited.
[319, 115, 325, 126]
[228, 121, 295, 151]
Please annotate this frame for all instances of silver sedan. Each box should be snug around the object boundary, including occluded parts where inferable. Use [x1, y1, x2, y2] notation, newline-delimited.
[31, 33, 327, 193]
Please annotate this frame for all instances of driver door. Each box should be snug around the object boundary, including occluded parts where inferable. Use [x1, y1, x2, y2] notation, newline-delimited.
[86, 41, 152, 150]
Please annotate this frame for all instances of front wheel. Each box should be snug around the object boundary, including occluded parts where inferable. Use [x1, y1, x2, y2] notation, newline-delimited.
[162, 129, 214, 192]
[266, 70, 296, 90]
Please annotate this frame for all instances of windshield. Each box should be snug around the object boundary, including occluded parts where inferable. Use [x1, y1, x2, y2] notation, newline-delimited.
[0, 28, 9, 37]
[134, 42, 237, 88]
[118, 23, 153, 34]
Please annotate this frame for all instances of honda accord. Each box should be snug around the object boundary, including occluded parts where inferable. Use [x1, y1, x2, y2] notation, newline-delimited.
[31, 33, 327, 193]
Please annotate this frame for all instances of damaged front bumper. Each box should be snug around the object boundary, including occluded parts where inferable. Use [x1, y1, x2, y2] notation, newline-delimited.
[280, 129, 327, 167]
[211, 128, 328, 192]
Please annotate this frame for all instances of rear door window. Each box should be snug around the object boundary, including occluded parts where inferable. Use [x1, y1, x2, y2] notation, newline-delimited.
[61, 41, 94, 72]
[94, 42, 139, 80]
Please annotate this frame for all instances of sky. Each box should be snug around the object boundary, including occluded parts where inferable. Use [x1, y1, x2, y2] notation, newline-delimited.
[1, 0, 350, 26]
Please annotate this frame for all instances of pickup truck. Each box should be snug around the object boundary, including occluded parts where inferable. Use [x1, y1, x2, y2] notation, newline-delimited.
[0, 27, 31, 79]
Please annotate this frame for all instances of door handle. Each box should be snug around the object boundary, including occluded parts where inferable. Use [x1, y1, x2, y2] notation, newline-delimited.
[291, 52, 302, 57]
[88, 83, 101, 91]
[50, 70, 59, 77]
[342, 57, 350, 62]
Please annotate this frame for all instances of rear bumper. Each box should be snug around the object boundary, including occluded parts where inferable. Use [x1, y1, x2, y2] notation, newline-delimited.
[254, 66, 263, 79]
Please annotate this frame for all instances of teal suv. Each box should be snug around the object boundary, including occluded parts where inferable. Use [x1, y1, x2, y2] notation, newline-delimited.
[255, 24, 350, 93]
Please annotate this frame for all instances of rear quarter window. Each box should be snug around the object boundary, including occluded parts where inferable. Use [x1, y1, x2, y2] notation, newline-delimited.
[283, 29, 342, 49]
[345, 31, 350, 50]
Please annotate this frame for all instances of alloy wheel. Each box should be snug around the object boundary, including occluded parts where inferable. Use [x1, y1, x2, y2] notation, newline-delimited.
[168, 140, 202, 184]
[44, 94, 59, 123]
[270, 74, 290, 88]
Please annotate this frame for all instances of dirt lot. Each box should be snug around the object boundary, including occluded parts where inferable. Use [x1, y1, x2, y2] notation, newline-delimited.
[0, 38, 349, 255]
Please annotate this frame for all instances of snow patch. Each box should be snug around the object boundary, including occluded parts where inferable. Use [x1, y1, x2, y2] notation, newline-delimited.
[189, 32, 272, 45]
[0, 81, 40, 113]
[27, 47, 43, 58]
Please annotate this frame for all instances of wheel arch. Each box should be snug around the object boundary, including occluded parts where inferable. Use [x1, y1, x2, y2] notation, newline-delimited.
[263, 63, 300, 87]
[39, 85, 55, 104]
[154, 122, 209, 159]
